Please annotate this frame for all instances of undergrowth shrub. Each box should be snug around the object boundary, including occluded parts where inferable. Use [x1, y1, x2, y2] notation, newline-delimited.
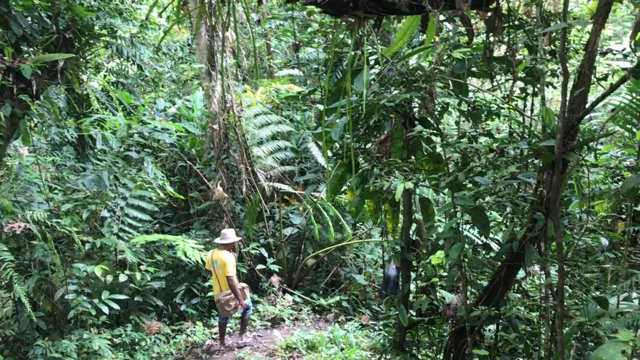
[279, 323, 372, 359]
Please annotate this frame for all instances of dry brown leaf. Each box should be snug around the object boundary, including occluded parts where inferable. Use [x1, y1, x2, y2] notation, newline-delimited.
[141, 318, 164, 336]
[283, 293, 293, 307]
[3, 222, 30, 234]
[269, 274, 281, 288]
[212, 181, 229, 201]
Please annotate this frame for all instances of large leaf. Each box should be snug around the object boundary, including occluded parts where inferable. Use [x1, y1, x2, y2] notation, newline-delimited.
[466, 205, 490, 238]
[620, 174, 640, 198]
[31, 53, 76, 62]
[591, 340, 629, 360]
[382, 16, 421, 58]
[419, 197, 435, 224]
[398, 304, 409, 327]
[424, 14, 437, 47]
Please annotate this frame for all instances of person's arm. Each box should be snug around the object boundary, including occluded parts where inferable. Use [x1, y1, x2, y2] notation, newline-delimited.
[222, 252, 248, 309]
[226, 275, 248, 309]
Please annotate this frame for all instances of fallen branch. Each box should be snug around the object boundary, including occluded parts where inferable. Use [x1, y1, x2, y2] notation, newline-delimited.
[298, 0, 495, 18]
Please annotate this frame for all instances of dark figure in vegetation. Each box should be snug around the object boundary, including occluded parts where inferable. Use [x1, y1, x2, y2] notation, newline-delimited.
[379, 260, 400, 300]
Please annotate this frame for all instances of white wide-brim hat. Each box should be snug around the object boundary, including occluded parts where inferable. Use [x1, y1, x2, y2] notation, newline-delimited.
[215, 228, 242, 244]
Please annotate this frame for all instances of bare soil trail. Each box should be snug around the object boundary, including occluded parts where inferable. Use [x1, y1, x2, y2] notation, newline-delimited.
[183, 316, 333, 360]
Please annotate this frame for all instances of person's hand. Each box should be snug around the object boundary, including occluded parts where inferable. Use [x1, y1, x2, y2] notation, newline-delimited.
[240, 300, 249, 310]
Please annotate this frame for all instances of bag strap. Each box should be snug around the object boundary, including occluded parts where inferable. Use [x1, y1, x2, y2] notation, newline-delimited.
[210, 250, 224, 293]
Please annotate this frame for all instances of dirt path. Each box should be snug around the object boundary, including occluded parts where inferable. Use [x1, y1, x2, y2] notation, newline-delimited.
[187, 317, 332, 360]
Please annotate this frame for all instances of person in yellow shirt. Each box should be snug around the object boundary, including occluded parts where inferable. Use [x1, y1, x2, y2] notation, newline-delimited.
[205, 228, 252, 348]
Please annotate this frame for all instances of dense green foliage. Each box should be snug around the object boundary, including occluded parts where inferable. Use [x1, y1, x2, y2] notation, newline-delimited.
[1, 0, 640, 359]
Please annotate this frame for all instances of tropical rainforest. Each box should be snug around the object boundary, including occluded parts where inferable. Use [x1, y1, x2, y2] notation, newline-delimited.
[1, 0, 640, 358]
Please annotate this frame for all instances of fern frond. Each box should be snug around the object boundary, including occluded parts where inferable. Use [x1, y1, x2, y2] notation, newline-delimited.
[619, 312, 640, 331]
[266, 166, 297, 177]
[115, 238, 140, 264]
[306, 139, 327, 168]
[127, 197, 159, 212]
[251, 141, 294, 158]
[607, 78, 640, 135]
[262, 182, 296, 192]
[275, 69, 303, 77]
[240, 94, 297, 192]
[124, 207, 153, 221]
[130, 234, 206, 265]
[614, 274, 640, 294]
[250, 123, 296, 140]
[0, 244, 36, 321]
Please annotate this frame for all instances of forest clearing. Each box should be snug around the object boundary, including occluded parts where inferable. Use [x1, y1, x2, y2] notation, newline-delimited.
[1, 0, 640, 359]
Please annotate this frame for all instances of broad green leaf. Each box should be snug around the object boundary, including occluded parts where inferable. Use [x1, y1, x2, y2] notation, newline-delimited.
[71, 4, 97, 17]
[592, 296, 610, 311]
[620, 175, 640, 198]
[19, 118, 30, 146]
[541, 22, 569, 33]
[1, 103, 11, 117]
[453, 196, 474, 206]
[352, 274, 367, 285]
[54, 287, 66, 301]
[20, 65, 32, 79]
[541, 107, 556, 126]
[31, 53, 76, 63]
[473, 349, 489, 355]
[331, 117, 346, 141]
[472, 177, 490, 185]
[539, 139, 556, 146]
[383, 16, 421, 58]
[525, 244, 541, 267]
[108, 294, 130, 300]
[96, 302, 109, 315]
[398, 304, 409, 327]
[591, 340, 628, 360]
[9, 20, 23, 36]
[449, 243, 464, 260]
[467, 205, 490, 238]
[103, 299, 120, 310]
[419, 197, 435, 223]
[601, 144, 617, 152]
[424, 14, 436, 47]
[94, 265, 109, 278]
[564, 324, 582, 346]
[395, 182, 405, 202]
[616, 330, 633, 342]
[467, 256, 487, 271]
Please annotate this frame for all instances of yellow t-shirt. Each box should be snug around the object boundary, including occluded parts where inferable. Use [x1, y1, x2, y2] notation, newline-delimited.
[205, 249, 236, 296]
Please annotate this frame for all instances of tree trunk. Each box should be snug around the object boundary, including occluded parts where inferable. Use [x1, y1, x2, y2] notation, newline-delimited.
[393, 188, 414, 352]
[443, 0, 615, 358]
[187, 0, 240, 227]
